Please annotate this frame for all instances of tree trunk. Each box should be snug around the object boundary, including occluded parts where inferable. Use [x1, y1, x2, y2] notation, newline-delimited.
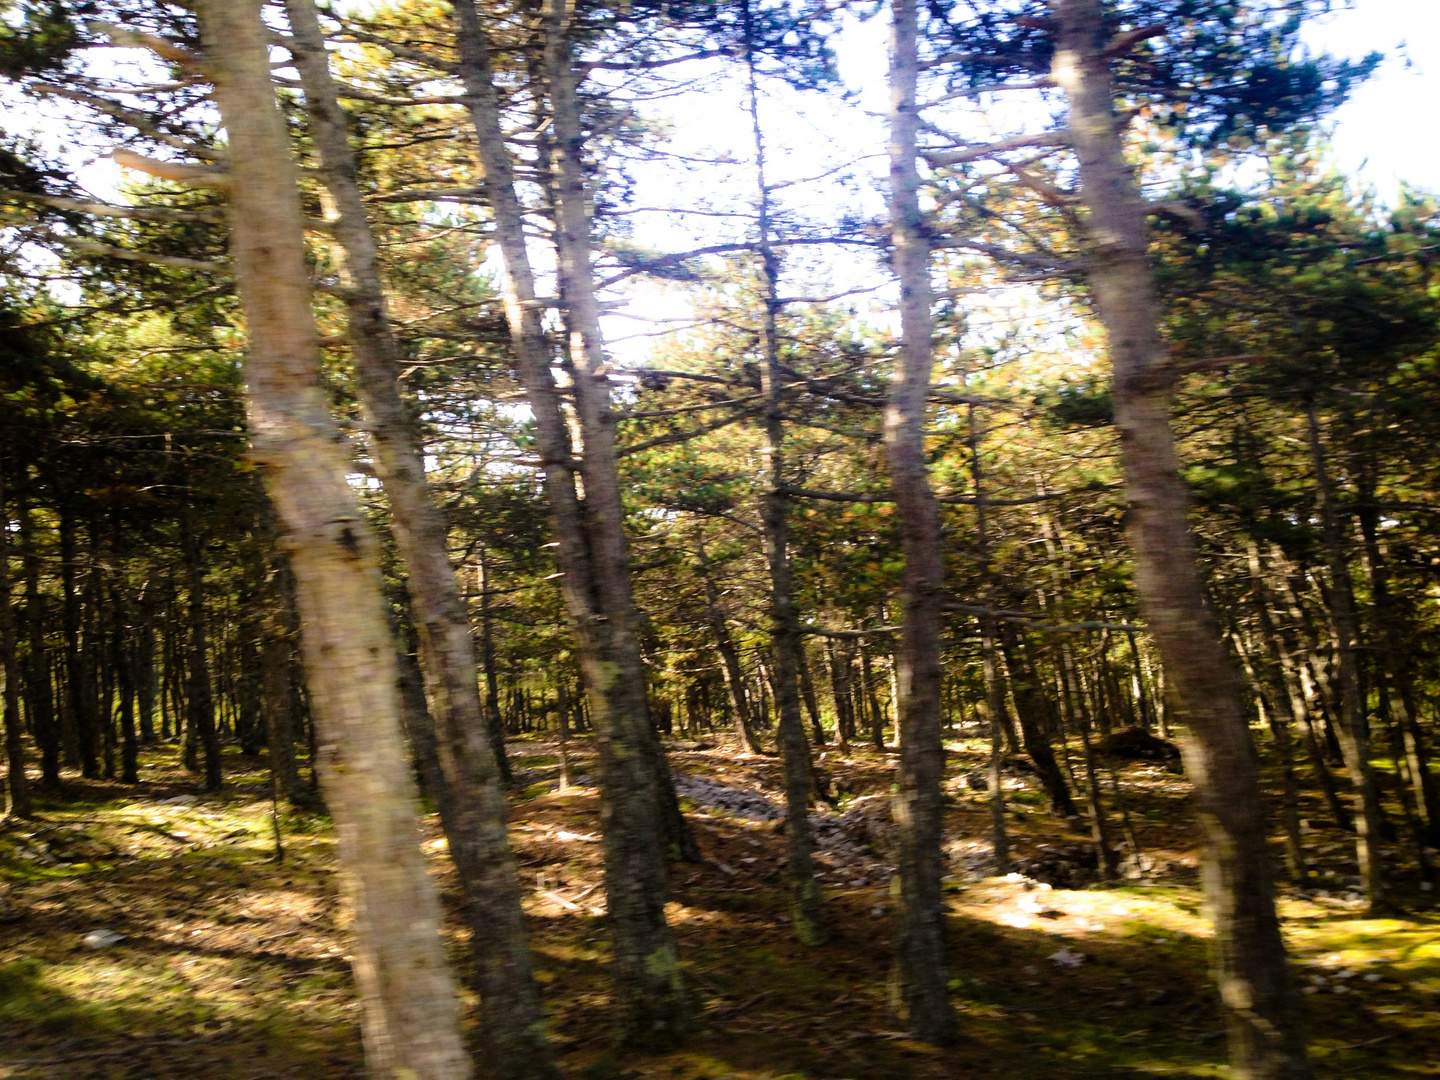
[968, 408, 1010, 870]
[0, 465, 33, 816]
[999, 626, 1077, 817]
[19, 502, 56, 787]
[1242, 543, 1311, 880]
[798, 646, 825, 745]
[825, 638, 854, 749]
[1355, 490, 1439, 838]
[742, 1, 825, 942]
[1303, 402, 1385, 906]
[1051, 2, 1310, 1072]
[282, 6, 551, 1068]
[451, 0, 685, 1039]
[883, 0, 957, 1043]
[261, 627, 309, 809]
[697, 539, 765, 754]
[1062, 646, 1119, 879]
[58, 500, 92, 775]
[858, 638, 886, 752]
[180, 513, 221, 791]
[475, 545, 513, 785]
[136, 581, 157, 744]
[110, 571, 139, 786]
[1228, 616, 1306, 883]
[196, 1, 471, 1073]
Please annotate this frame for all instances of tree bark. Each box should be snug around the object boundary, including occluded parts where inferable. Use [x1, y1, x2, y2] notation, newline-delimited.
[58, 500, 92, 775]
[451, 0, 686, 1039]
[282, 5, 552, 1069]
[19, 502, 57, 787]
[884, 0, 958, 1043]
[742, 0, 825, 942]
[0, 465, 34, 816]
[475, 545, 513, 785]
[180, 512, 221, 791]
[136, 580, 157, 744]
[999, 627, 1076, 817]
[1303, 402, 1385, 906]
[196, 1, 471, 1073]
[1051, 2, 1310, 1072]
[111, 570, 138, 786]
[1355, 478, 1439, 839]
[697, 543, 765, 756]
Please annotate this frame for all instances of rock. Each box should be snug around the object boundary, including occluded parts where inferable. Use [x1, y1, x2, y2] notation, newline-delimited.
[159, 794, 199, 806]
[1048, 948, 1085, 968]
[83, 928, 125, 949]
[1096, 726, 1180, 761]
[1015, 843, 1100, 889]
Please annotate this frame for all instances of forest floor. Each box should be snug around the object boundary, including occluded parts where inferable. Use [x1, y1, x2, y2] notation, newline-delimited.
[1, 731, 1438, 1079]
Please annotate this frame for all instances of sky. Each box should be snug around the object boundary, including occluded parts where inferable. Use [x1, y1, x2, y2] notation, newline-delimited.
[1297, 0, 1440, 198]
[600, 0, 1440, 363]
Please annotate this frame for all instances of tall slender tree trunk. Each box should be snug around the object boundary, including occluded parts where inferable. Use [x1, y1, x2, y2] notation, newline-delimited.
[1355, 480, 1438, 838]
[883, 0, 957, 1043]
[1243, 543, 1310, 881]
[450, 0, 685, 1039]
[111, 572, 139, 786]
[825, 638, 854, 749]
[1227, 616, 1306, 883]
[195, 2, 471, 1073]
[998, 626, 1076, 817]
[85, 520, 106, 777]
[1051, 2, 1309, 1072]
[697, 542, 764, 755]
[741, 1, 824, 942]
[798, 647, 825, 745]
[262, 627, 309, 809]
[475, 545, 513, 785]
[58, 501, 91, 775]
[19, 503, 56, 787]
[859, 639, 886, 752]
[1303, 402, 1384, 906]
[538, 0, 697, 865]
[0, 466, 33, 816]
[136, 581, 157, 744]
[180, 513, 221, 791]
[968, 408, 1009, 871]
[282, 7, 551, 1069]
[1062, 646, 1119, 879]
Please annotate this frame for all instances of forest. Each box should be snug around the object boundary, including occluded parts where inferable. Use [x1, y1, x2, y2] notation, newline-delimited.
[0, 0, 1438, 1076]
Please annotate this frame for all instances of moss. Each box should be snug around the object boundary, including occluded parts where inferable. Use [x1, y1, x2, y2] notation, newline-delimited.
[0, 960, 114, 1037]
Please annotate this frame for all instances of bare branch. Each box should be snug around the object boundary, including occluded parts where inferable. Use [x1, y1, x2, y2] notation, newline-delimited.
[0, 190, 223, 223]
[0, 215, 224, 270]
[920, 78, 1055, 106]
[1102, 24, 1167, 58]
[111, 149, 231, 190]
[924, 130, 1069, 167]
[615, 407, 758, 458]
[87, 20, 204, 69]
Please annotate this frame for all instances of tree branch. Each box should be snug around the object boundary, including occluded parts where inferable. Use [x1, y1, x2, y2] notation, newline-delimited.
[110, 149, 230, 190]
[0, 190, 223, 223]
[924, 130, 1069, 166]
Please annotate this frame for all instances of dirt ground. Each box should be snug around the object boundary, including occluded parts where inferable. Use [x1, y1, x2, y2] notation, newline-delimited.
[2, 730, 1438, 1078]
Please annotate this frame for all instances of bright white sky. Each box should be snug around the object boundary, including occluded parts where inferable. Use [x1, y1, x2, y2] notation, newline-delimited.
[1298, 0, 1440, 198]
[602, 0, 1440, 363]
